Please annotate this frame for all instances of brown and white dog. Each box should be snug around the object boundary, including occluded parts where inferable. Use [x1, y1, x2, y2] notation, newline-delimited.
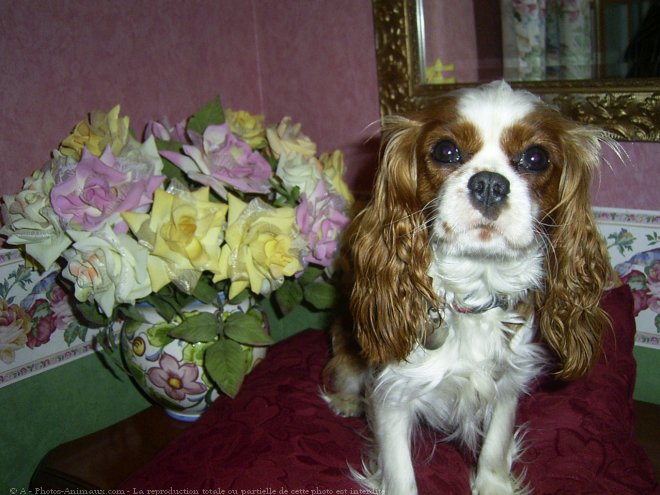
[323, 81, 613, 494]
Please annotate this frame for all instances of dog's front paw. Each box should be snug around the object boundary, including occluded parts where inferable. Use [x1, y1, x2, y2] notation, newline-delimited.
[470, 467, 529, 495]
[350, 460, 418, 495]
[320, 390, 364, 417]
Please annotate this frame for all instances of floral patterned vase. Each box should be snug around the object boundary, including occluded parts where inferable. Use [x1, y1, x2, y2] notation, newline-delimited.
[121, 302, 267, 422]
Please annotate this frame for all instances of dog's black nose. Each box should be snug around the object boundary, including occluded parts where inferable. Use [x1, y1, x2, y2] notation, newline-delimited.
[468, 172, 510, 217]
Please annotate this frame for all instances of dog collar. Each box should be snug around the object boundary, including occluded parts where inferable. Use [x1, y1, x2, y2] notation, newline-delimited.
[449, 296, 508, 314]
[428, 296, 508, 322]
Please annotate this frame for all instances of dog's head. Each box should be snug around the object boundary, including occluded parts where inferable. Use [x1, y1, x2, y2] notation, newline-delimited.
[351, 81, 613, 379]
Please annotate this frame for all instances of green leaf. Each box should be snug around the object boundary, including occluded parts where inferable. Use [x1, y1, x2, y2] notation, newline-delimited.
[268, 178, 302, 208]
[290, 185, 301, 203]
[204, 339, 247, 398]
[161, 157, 188, 186]
[168, 312, 220, 343]
[224, 311, 273, 346]
[261, 296, 333, 341]
[298, 266, 324, 286]
[303, 281, 338, 310]
[146, 322, 176, 347]
[123, 318, 144, 337]
[119, 305, 148, 323]
[154, 137, 182, 152]
[144, 293, 179, 322]
[74, 300, 111, 327]
[265, 152, 278, 170]
[274, 279, 304, 315]
[227, 288, 249, 306]
[192, 278, 220, 305]
[188, 97, 225, 135]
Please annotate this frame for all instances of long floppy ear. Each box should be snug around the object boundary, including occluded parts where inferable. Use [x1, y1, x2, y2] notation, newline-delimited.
[536, 125, 614, 380]
[349, 116, 439, 366]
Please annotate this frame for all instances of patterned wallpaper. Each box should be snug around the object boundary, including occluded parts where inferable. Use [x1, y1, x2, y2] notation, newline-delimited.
[595, 208, 660, 348]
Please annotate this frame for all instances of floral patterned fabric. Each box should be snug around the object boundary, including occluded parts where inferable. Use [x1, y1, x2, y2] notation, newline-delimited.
[121, 285, 657, 494]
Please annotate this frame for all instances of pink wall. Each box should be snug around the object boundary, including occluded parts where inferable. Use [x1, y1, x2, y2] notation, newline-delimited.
[0, 0, 657, 209]
[596, 142, 660, 210]
[0, 0, 380, 196]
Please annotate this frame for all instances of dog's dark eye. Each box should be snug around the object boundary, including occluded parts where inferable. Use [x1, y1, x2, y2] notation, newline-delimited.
[518, 146, 549, 172]
[431, 140, 462, 165]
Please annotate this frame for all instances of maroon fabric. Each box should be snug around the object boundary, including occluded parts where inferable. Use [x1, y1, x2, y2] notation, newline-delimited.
[122, 285, 658, 494]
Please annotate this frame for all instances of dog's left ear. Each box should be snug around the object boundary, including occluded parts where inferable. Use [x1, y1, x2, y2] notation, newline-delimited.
[536, 125, 614, 380]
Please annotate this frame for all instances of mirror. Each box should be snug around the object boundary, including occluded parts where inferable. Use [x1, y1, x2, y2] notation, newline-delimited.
[372, 0, 660, 141]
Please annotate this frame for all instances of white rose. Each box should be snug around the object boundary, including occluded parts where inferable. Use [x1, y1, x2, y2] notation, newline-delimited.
[276, 152, 323, 200]
[0, 165, 71, 270]
[62, 227, 151, 316]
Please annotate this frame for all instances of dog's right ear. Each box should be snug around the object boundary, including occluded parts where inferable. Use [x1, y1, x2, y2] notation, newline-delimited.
[350, 116, 439, 366]
[535, 124, 613, 380]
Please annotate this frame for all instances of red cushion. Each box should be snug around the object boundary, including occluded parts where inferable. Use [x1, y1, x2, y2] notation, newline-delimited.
[121, 285, 658, 494]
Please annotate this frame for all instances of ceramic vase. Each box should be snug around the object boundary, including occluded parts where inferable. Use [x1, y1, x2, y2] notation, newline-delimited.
[121, 302, 267, 422]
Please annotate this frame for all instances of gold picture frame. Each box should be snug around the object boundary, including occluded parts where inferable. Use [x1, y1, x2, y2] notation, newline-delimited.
[372, 0, 660, 142]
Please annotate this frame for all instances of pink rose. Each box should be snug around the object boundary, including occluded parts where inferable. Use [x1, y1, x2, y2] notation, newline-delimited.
[296, 181, 349, 268]
[161, 124, 272, 199]
[51, 146, 164, 232]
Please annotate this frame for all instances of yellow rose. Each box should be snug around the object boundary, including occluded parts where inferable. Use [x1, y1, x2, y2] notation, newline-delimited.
[122, 187, 228, 293]
[266, 117, 317, 158]
[216, 195, 304, 299]
[59, 105, 130, 159]
[319, 150, 354, 206]
[226, 109, 267, 149]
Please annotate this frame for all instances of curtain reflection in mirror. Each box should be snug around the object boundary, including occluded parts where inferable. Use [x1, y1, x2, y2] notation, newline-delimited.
[502, 0, 593, 81]
[422, 0, 657, 83]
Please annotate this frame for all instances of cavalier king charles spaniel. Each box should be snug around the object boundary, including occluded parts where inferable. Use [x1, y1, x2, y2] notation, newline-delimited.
[322, 81, 614, 494]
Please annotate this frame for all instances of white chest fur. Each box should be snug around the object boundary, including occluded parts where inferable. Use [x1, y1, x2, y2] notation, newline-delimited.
[370, 248, 546, 453]
[373, 308, 544, 453]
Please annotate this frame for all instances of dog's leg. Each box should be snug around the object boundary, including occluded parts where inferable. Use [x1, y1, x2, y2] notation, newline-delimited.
[321, 354, 367, 417]
[321, 319, 369, 417]
[471, 397, 527, 495]
[364, 402, 418, 495]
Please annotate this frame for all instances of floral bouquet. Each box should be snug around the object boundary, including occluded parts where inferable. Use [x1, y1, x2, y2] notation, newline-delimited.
[0, 98, 352, 398]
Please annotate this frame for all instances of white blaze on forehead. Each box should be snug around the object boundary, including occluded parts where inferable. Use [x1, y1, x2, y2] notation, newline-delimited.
[455, 81, 540, 142]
